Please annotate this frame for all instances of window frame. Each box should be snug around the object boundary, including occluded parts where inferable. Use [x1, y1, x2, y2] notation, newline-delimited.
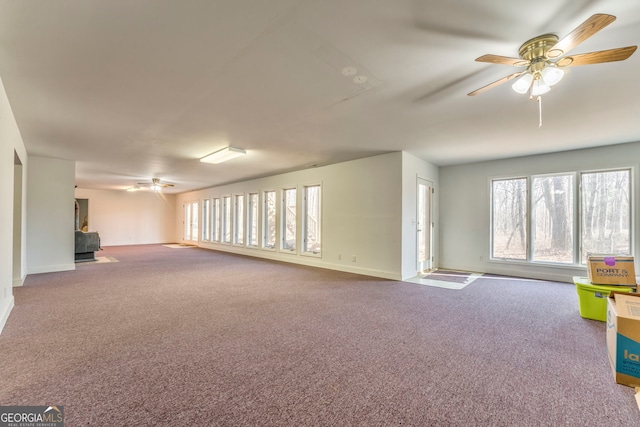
[201, 199, 211, 242]
[233, 193, 245, 246]
[247, 192, 259, 249]
[489, 167, 633, 267]
[579, 168, 632, 263]
[302, 184, 322, 257]
[262, 190, 277, 251]
[212, 198, 220, 243]
[221, 195, 232, 245]
[281, 187, 297, 253]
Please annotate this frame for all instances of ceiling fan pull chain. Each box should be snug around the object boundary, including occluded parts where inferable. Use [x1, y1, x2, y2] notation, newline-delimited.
[537, 95, 543, 127]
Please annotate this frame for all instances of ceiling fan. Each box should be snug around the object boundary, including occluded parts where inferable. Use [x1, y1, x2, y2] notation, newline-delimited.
[134, 178, 174, 191]
[467, 14, 637, 98]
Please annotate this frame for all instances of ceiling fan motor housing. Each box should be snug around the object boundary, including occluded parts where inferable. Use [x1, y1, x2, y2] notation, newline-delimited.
[518, 34, 559, 68]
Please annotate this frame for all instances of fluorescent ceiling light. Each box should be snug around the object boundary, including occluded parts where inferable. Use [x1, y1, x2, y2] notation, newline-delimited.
[200, 146, 246, 164]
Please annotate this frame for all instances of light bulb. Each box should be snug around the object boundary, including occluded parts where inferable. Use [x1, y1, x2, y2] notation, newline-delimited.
[512, 73, 533, 94]
[541, 66, 564, 86]
[531, 78, 550, 96]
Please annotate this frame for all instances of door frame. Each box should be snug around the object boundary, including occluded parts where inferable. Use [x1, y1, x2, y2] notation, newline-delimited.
[417, 178, 434, 274]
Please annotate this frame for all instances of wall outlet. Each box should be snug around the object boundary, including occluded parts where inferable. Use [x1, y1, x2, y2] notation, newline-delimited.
[479, 255, 483, 262]
[338, 254, 342, 260]
[352, 255, 356, 262]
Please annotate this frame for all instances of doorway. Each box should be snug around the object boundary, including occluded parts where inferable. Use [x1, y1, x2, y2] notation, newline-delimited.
[417, 178, 433, 274]
[76, 198, 89, 231]
[13, 151, 23, 286]
[184, 201, 199, 242]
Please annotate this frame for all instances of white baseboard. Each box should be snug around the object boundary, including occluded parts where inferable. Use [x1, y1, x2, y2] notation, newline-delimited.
[13, 275, 25, 287]
[196, 243, 402, 281]
[27, 263, 75, 275]
[0, 296, 15, 335]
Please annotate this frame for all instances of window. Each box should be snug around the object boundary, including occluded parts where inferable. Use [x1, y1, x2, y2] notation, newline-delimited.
[491, 168, 632, 265]
[263, 190, 276, 249]
[303, 185, 321, 255]
[282, 188, 297, 252]
[184, 201, 199, 242]
[532, 174, 574, 263]
[234, 194, 244, 245]
[247, 193, 259, 248]
[202, 199, 211, 242]
[491, 178, 527, 260]
[581, 169, 630, 262]
[222, 196, 231, 244]
[212, 198, 220, 242]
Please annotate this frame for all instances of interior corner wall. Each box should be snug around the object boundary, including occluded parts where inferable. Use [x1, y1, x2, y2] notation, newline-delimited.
[439, 141, 640, 282]
[176, 152, 404, 280]
[0, 75, 26, 334]
[400, 152, 439, 280]
[26, 156, 76, 274]
[74, 188, 177, 246]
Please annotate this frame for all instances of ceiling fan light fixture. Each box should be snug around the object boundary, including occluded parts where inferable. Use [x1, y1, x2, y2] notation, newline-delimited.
[200, 146, 246, 164]
[541, 66, 564, 86]
[531, 78, 550, 96]
[512, 73, 533, 94]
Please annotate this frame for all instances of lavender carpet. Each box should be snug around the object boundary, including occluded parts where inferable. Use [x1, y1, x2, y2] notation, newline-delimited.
[0, 245, 637, 426]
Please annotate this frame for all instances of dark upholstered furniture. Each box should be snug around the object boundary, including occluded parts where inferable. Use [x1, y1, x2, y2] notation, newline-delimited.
[75, 231, 101, 262]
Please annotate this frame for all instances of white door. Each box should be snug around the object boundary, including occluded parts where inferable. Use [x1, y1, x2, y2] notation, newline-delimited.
[184, 201, 199, 242]
[417, 179, 433, 273]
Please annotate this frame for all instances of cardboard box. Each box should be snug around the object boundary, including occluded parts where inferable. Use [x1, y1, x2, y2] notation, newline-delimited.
[587, 255, 636, 286]
[606, 292, 640, 387]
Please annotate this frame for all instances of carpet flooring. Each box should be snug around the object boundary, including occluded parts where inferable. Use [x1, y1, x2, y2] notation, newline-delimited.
[1, 244, 638, 426]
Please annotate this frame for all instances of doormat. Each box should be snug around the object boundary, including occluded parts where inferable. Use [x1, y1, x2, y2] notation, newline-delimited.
[163, 243, 197, 249]
[77, 256, 118, 264]
[405, 269, 482, 290]
[95, 256, 118, 263]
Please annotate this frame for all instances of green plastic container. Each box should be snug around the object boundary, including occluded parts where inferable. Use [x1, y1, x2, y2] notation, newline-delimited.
[573, 276, 635, 322]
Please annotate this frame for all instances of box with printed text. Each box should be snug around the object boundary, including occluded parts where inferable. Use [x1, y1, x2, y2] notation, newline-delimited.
[587, 255, 636, 286]
[606, 292, 640, 388]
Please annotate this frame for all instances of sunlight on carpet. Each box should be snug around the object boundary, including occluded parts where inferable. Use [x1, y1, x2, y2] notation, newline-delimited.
[163, 244, 197, 249]
[405, 270, 482, 290]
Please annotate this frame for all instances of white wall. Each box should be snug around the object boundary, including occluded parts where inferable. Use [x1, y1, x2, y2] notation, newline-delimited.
[26, 156, 76, 274]
[401, 152, 439, 280]
[0, 75, 27, 334]
[440, 141, 640, 282]
[75, 188, 176, 246]
[176, 152, 405, 279]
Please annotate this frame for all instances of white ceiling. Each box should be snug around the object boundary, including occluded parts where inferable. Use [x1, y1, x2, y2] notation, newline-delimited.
[1, 0, 639, 193]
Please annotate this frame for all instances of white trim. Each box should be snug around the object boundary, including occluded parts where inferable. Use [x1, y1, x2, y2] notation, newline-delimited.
[0, 296, 15, 335]
[28, 263, 75, 274]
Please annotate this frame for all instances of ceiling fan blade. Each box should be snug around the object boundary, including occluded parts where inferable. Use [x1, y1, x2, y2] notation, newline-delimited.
[547, 13, 616, 58]
[467, 72, 524, 96]
[475, 54, 529, 67]
[559, 45, 637, 66]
